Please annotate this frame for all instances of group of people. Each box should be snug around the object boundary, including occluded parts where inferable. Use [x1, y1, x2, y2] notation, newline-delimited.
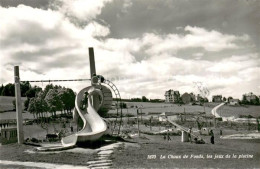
[163, 127, 215, 144]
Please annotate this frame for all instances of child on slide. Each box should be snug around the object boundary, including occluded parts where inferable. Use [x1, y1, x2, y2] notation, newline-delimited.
[80, 91, 89, 110]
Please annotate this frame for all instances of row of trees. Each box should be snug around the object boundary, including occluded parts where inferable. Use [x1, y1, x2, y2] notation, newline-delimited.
[0, 81, 31, 97]
[27, 84, 76, 120]
[3, 81, 76, 121]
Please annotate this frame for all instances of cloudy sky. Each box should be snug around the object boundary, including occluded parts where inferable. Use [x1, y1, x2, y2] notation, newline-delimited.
[0, 0, 259, 100]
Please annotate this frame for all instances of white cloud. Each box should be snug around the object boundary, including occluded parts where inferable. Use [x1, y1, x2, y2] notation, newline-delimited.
[207, 54, 260, 73]
[60, 0, 112, 21]
[0, 3, 259, 100]
[142, 26, 249, 55]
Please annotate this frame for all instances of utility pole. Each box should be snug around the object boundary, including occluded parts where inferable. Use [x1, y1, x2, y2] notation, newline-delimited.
[150, 116, 153, 131]
[137, 108, 140, 137]
[140, 106, 143, 123]
[14, 66, 24, 144]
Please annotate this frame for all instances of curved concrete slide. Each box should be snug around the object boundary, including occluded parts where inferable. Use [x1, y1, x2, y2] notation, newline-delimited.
[167, 119, 202, 140]
[37, 86, 107, 151]
[211, 102, 225, 118]
[61, 86, 107, 146]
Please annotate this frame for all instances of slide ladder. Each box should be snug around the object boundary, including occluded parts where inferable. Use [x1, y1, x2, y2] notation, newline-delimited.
[102, 79, 123, 135]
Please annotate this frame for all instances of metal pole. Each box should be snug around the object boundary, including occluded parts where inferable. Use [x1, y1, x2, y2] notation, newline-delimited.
[137, 109, 140, 137]
[88, 47, 99, 110]
[89, 47, 96, 78]
[14, 66, 24, 144]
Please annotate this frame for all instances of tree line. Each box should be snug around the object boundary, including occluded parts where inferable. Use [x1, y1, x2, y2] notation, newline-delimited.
[27, 84, 76, 121]
[1, 82, 76, 121]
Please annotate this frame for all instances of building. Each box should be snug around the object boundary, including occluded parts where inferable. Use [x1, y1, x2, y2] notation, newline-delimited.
[212, 95, 222, 102]
[229, 99, 239, 106]
[181, 92, 195, 104]
[242, 92, 258, 103]
[165, 90, 180, 103]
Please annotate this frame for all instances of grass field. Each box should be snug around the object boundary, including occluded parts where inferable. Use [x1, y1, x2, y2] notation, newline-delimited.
[218, 105, 260, 118]
[0, 96, 26, 112]
[0, 100, 260, 168]
[109, 102, 214, 117]
[112, 133, 260, 169]
[0, 131, 259, 169]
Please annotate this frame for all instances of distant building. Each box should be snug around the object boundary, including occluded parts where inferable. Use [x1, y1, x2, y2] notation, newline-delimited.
[229, 99, 239, 106]
[181, 92, 195, 104]
[212, 95, 222, 102]
[242, 92, 258, 103]
[165, 90, 180, 103]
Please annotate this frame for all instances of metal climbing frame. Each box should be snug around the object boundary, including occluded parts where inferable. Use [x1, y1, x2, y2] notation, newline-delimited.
[102, 79, 123, 135]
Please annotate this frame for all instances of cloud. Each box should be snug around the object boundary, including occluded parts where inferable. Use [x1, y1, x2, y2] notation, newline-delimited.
[142, 26, 249, 55]
[0, 1, 259, 100]
[207, 54, 260, 73]
[59, 0, 112, 21]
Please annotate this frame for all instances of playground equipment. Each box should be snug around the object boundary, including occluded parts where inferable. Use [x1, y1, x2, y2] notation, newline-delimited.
[62, 83, 108, 146]
[14, 47, 124, 147]
[166, 118, 203, 142]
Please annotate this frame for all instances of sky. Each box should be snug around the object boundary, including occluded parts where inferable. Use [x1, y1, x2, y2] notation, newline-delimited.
[0, 0, 259, 100]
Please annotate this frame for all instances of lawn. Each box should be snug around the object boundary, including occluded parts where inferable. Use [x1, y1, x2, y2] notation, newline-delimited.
[0, 96, 26, 112]
[111, 132, 260, 169]
[1, 131, 259, 169]
[218, 105, 260, 118]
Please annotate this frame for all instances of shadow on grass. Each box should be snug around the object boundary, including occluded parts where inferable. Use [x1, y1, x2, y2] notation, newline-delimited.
[76, 134, 136, 149]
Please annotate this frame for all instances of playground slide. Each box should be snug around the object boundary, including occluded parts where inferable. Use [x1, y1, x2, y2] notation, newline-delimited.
[211, 102, 225, 118]
[61, 86, 107, 146]
[167, 119, 202, 140]
[36, 86, 107, 151]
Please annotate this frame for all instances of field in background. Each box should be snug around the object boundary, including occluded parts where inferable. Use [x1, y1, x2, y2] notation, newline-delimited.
[0, 96, 26, 112]
[108, 102, 214, 116]
[217, 105, 260, 118]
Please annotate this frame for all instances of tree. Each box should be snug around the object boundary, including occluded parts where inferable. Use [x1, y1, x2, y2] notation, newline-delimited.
[24, 98, 30, 110]
[44, 89, 63, 117]
[142, 96, 149, 102]
[63, 88, 76, 113]
[1, 83, 15, 96]
[223, 97, 227, 102]
[42, 84, 54, 99]
[0, 84, 4, 96]
[25, 86, 42, 98]
[20, 81, 31, 97]
[28, 98, 36, 119]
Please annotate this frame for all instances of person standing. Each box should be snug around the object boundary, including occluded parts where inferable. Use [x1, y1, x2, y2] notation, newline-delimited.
[210, 130, 215, 144]
[167, 130, 171, 141]
[188, 127, 192, 143]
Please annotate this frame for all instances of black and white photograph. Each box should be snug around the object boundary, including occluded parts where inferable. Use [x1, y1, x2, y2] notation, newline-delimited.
[0, 0, 259, 168]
